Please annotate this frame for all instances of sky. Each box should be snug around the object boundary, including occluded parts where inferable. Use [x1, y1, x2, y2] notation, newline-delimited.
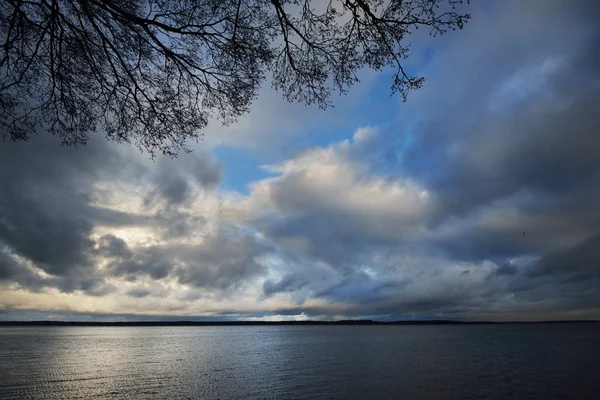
[1, 0, 600, 322]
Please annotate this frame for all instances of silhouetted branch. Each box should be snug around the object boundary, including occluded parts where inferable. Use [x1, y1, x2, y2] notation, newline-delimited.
[0, 0, 470, 155]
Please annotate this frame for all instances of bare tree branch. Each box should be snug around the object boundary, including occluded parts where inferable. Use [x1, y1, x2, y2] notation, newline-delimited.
[0, 0, 470, 156]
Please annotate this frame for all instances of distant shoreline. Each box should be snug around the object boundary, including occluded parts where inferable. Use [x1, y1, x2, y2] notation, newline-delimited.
[1, 320, 598, 327]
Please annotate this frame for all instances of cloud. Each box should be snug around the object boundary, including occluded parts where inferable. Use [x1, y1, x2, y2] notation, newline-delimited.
[107, 245, 172, 281]
[1, 0, 600, 321]
[0, 134, 227, 298]
[220, 0, 600, 319]
[126, 287, 152, 298]
[0, 137, 126, 289]
[97, 234, 133, 259]
[527, 233, 600, 283]
[172, 231, 272, 292]
[234, 131, 432, 271]
[263, 272, 308, 297]
[145, 152, 222, 207]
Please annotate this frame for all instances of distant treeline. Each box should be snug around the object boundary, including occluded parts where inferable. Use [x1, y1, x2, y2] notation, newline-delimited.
[0, 320, 598, 327]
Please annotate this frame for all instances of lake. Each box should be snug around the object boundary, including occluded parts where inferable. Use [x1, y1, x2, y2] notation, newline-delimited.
[1, 324, 599, 399]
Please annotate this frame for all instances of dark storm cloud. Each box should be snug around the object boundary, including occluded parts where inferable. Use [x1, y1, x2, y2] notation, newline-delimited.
[154, 209, 208, 238]
[0, 136, 122, 280]
[479, 233, 600, 317]
[403, 2, 600, 205]
[527, 233, 600, 283]
[57, 277, 117, 297]
[490, 263, 518, 278]
[139, 152, 220, 242]
[0, 130, 266, 302]
[145, 151, 221, 207]
[425, 75, 600, 223]
[127, 287, 152, 298]
[262, 213, 395, 269]
[97, 228, 272, 295]
[0, 251, 24, 280]
[0, 215, 93, 276]
[173, 233, 272, 292]
[0, 134, 223, 296]
[312, 273, 403, 305]
[0, 250, 56, 293]
[387, 1, 600, 264]
[158, 175, 191, 205]
[422, 69, 600, 263]
[263, 272, 308, 297]
[0, 251, 116, 296]
[97, 234, 133, 259]
[107, 245, 172, 281]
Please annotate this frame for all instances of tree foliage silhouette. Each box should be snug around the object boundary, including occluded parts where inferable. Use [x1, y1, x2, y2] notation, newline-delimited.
[1, 0, 469, 155]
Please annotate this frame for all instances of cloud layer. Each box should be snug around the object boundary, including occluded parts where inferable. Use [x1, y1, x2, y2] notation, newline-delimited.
[1, 0, 599, 321]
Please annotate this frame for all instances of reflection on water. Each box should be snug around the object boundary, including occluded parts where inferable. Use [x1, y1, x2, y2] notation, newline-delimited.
[0, 324, 599, 399]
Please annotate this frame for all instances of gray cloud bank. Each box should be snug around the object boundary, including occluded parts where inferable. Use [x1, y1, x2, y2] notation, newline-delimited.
[1, 0, 600, 321]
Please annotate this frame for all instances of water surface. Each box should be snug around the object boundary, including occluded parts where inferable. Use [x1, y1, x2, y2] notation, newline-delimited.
[1, 324, 598, 399]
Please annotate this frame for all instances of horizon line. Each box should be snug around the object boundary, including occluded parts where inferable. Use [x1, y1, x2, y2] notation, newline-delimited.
[1, 319, 599, 326]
